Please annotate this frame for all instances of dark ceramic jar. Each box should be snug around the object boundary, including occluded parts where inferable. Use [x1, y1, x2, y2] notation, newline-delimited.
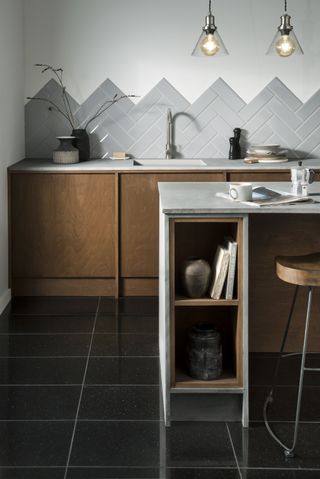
[181, 257, 211, 298]
[187, 323, 222, 380]
[72, 129, 90, 161]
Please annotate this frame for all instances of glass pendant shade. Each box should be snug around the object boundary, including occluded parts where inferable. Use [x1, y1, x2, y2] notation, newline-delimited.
[267, 1, 303, 57]
[192, 30, 229, 57]
[266, 29, 303, 57]
[192, 0, 229, 57]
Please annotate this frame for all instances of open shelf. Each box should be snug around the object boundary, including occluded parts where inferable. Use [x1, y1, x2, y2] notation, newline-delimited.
[160, 214, 246, 424]
[175, 295, 239, 307]
[173, 219, 240, 301]
[174, 367, 241, 389]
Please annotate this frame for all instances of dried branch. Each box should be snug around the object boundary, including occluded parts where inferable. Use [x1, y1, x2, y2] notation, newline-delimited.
[35, 64, 76, 128]
[85, 94, 138, 130]
[26, 96, 74, 128]
[28, 64, 138, 132]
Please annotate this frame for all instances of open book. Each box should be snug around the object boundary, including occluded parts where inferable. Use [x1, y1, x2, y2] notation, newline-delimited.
[217, 186, 314, 207]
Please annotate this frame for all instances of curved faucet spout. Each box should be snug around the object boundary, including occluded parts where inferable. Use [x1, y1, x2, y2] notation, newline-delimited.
[166, 109, 173, 159]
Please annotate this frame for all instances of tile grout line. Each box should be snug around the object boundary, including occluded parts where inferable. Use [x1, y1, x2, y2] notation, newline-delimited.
[226, 423, 242, 479]
[63, 297, 101, 479]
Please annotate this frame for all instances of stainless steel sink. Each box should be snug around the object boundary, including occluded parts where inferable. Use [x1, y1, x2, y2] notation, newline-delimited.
[133, 159, 207, 167]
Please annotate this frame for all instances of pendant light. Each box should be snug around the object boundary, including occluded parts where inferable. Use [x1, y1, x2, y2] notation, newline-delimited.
[267, 0, 303, 57]
[192, 0, 229, 57]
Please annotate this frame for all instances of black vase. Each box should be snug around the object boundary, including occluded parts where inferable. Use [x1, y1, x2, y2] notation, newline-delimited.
[72, 129, 90, 161]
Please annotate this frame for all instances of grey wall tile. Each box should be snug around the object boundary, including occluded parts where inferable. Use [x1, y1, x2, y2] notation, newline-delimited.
[211, 78, 246, 112]
[243, 108, 273, 136]
[296, 108, 320, 139]
[267, 97, 301, 131]
[296, 90, 320, 121]
[267, 116, 301, 148]
[25, 77, 320, 159]
[267, 77, 302, 112]
[239, 89, 273, 122]
[156, 78, 189, 111]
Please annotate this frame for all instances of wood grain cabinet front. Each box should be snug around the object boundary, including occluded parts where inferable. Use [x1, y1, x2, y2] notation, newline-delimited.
[119, 173, 225, 295]
[10, 173, 115, 296]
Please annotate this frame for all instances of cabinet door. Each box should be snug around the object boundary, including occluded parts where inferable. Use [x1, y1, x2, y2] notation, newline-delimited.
[11, 173, 115, 278]
[120, 173, 224, 278]
[227, 172, 290, 182]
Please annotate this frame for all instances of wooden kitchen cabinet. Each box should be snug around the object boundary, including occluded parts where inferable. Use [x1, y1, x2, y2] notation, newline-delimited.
[10, 173, 116, 296]
[227, 171, 291, 182]
[119, 172, 225, 294]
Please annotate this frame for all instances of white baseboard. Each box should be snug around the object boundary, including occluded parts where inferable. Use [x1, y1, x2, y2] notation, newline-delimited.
[0, 289, 11, 315]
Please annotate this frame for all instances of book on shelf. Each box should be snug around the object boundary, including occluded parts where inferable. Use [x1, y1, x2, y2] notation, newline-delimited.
[224, 237, 237, 300]
[209, 245, 230, 300]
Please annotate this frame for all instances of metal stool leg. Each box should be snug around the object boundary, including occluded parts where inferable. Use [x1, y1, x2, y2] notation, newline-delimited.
[264, 286, 299, 407]
[264, 287, 313, 457]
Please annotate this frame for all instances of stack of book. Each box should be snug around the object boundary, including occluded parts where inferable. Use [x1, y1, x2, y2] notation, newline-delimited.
[209, 237, 237, 300]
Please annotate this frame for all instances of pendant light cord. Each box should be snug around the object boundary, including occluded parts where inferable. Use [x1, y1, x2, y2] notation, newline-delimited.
[209, 0, 212, 14]
[284, 0, 287, 13]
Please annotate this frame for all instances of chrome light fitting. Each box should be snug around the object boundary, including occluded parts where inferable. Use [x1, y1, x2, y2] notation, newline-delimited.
[267, 0, 303, 57]
[192, 0, 229, 57]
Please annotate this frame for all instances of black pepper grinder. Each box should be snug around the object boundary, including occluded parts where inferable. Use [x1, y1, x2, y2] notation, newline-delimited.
[229, 128, 242, 160]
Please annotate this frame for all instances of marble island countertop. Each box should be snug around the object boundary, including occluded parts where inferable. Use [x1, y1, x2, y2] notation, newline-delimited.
[158, 181, 320, 215]
[8, 157, 320, 172]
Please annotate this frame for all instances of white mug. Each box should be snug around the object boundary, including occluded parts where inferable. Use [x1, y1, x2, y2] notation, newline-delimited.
[229, 182, 252, 202]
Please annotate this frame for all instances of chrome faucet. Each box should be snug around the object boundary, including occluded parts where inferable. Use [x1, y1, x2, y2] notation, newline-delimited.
[165, 109, 174, 159]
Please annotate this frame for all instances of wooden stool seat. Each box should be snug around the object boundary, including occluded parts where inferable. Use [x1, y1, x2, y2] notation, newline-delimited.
[276, 253, 320, 287]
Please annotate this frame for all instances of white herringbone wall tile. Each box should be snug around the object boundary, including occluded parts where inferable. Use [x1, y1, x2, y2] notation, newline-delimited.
[25, 77, 320, 159]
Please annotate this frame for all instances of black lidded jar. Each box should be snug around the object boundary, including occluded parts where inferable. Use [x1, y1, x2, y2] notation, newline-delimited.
[187, 323, 222, 380]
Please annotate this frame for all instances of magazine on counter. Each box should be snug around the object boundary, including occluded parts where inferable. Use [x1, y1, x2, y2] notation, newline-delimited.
[217, 186, 314, 207]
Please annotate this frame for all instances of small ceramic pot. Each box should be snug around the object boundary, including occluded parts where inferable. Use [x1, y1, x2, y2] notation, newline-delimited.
[181, 257, 211, 298]
[53, 136, 79, 164]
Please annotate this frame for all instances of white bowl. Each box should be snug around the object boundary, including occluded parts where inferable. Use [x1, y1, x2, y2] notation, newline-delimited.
[251, 144, 280, 150]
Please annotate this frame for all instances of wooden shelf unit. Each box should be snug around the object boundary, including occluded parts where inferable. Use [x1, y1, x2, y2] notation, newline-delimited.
[160, 215, 248, 425]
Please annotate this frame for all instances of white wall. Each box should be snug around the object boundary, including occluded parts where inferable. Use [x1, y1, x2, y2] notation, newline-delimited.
[0, 0, 25, 309]
[24, 0, 320, 104]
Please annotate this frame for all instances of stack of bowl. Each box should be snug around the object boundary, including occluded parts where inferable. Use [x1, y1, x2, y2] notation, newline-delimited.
[245, 144, 288, 163]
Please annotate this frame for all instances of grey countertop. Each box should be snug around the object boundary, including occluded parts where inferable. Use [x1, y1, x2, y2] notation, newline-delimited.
[8, 158, 320, 172]
[158, 182, 320, 215]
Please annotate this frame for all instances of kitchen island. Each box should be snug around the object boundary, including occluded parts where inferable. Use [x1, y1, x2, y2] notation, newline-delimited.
[158, 182, 320, 426]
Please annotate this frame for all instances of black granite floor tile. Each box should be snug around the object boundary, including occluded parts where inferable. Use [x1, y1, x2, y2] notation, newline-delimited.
[67, 467, 240, 478]
[0, 468, 66, 478]
[166, 422, 236, 468]
[0, 315, 95, 334]
[117, 297, 159, 316]
[168, 468, 240, 478]
[249, 355, 320, 387]
[0, 358, 86, 385]
[85, 357, 159, 385]
[95, 315, 158, 334]
[240, 470, 320, 478]
[91, 333, 159, 357]
[79, 385, 159, 420]
[0, 334, 91, 357]
[250, 386, 320, 422]
[0, 386, 80, 420]
[228, 422, 320, 469]
[0, 421, 74, 466]
[66, 466, 160, 478]
[96, 297, 116, 315]
[69, 421, 160, 467]
[7, 297, 99, 316]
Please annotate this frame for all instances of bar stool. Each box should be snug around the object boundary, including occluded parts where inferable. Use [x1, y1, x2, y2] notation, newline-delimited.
[263, 253, 320, 458]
